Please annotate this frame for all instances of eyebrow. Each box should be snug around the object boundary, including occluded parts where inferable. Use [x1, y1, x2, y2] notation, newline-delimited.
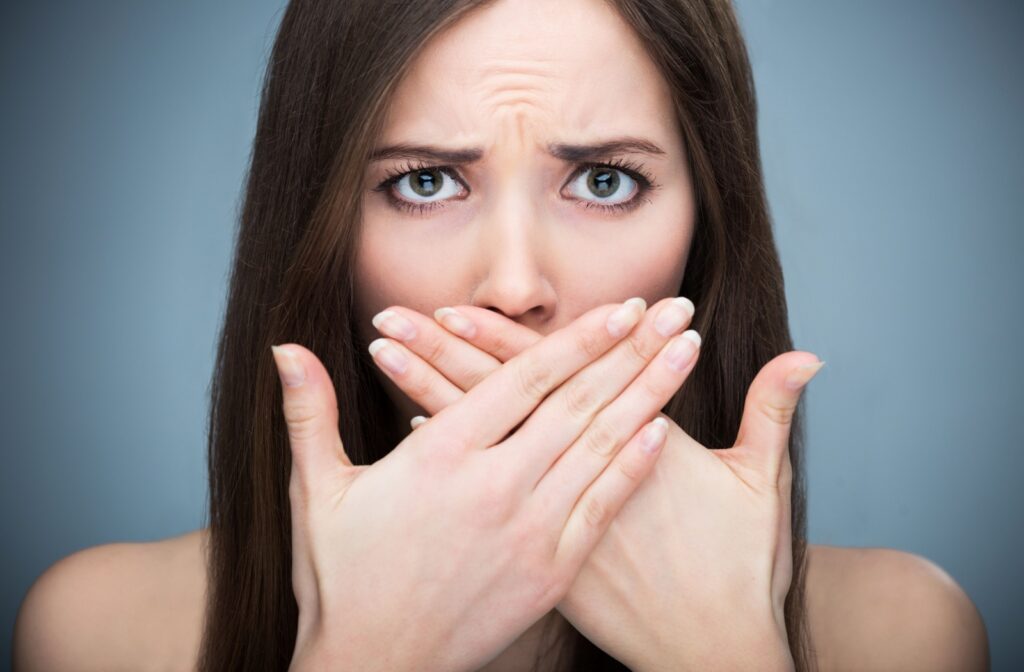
[368, 136, 666, 164]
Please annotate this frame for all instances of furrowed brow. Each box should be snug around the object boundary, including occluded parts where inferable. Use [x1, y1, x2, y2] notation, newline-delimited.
[547, 137, 666, 162]
[369, 144, 483, 164]
[369, 136, 666, 164]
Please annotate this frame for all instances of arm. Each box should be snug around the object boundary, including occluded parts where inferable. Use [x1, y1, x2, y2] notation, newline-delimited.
[809, 546, 989, 672]
[13, 543, 139, 672]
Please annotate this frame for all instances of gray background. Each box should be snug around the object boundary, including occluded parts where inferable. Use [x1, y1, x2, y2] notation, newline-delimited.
[2, 0, 1021, 668]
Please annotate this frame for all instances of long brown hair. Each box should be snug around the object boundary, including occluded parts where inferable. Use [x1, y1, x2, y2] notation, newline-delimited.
[197, 0, 816, 670]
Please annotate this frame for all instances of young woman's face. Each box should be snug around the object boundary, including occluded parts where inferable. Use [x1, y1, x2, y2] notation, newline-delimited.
[355, 0, 695, 421]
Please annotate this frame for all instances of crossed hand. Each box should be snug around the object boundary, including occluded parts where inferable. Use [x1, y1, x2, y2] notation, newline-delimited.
[272, 297, 822, 671]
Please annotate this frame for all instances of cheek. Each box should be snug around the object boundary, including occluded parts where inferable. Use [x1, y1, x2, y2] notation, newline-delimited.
[353, 226, 451, 340]
[555, 195, 694, 302]
[632, 187, 694, 294]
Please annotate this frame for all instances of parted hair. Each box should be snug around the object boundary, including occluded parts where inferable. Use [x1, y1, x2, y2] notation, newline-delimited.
[197, 0, 816, 669]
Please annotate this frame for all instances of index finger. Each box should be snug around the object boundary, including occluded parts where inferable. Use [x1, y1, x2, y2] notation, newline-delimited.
[422, 298, 647, 452]
[434, 305, 543, 362]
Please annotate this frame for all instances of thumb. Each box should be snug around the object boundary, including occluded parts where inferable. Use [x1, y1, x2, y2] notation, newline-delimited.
[270, 344, 355, 498]
[730, 351, 825, 483]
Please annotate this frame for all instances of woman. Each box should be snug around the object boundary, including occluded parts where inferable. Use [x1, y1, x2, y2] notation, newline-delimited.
[13, 0, 988, 670]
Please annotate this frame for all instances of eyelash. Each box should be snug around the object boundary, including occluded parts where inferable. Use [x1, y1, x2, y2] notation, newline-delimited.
[371, 157, 660, 216]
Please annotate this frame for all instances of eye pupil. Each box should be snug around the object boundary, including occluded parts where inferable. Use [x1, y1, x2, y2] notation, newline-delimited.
[587, 168, 619, 198]
[410, 168, 443, 197]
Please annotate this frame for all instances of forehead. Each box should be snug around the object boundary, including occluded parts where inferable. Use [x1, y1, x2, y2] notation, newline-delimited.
[379, 0, 677, 146]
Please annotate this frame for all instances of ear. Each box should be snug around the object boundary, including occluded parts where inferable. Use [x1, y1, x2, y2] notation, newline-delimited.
[729, 351, 825, 484]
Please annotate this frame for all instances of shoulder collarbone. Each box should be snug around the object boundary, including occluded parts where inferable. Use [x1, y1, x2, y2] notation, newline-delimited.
[809, 546, 989, 672]
[14, 539, 178, 672]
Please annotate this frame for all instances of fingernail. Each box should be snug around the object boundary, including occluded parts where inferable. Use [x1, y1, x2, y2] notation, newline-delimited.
[607, 297, 647, 337]
[372, 310, 417, 341]
[665, 330, 701, 371]
[270, 345, 305, 387]
[410, 415, 427, 429]
[434, 307, 477, 338]
[368, 338, 409, 375]
[784, 360, 826, 391]
[641, 416, 669, 453]
[654, 297, 695, 337]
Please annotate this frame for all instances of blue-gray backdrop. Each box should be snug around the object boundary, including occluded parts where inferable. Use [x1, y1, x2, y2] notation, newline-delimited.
[2, 0, 1021, 669]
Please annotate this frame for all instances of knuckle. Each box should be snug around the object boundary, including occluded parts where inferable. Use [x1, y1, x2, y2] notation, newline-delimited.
[622, 332, 657, 365]
[405, 369, 435, 402]
[581, 495, 609, 531]
[282, 400, 323, 443]
[425, 415, 475, 454]
[422, 334, 448, 364]
[515, 355, 553, 402]
[760, 399, 796, 426]
[487, 330, 515, 360]
[573, 326, 606, 361]
[562, 375, 598, 421]
[580, 413, 620, 458]
[638, 370, 668, 404]
[451, 353, 495, 389]
[467, 362, 497, 388]
[615, 453, 644, 483]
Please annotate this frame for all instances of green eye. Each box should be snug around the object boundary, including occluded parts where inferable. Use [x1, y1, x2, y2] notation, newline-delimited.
[405, 168, 445, 197]
[373, 158, 657, 216]
[395, 168, 464, 201]
[566, 166, 639, 206]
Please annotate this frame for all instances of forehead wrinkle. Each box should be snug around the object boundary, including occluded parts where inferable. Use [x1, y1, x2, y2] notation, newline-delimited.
[468, 58, 615, 144]
[468, 74, 564, 152]
[475, 56, 563, 78]
[383, 2, 678, 160]
[471, 70, 561, 106]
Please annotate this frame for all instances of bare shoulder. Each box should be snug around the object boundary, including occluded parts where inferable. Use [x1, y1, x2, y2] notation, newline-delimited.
[13, 528, 210, 672]
[804, 543, 990, 672]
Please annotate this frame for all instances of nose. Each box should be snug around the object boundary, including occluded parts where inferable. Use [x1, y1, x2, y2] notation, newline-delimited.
[469, 188, 555, 325]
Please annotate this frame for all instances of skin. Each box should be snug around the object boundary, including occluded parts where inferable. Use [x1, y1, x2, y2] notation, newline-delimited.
[351, 0, 715, 668]
[349, 0, 706, 668]
[353, 0, 695, 437]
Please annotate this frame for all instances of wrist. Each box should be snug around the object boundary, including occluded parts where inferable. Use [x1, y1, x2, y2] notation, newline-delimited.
[637, 623, 794, 672]
[289, 617, 427, 672]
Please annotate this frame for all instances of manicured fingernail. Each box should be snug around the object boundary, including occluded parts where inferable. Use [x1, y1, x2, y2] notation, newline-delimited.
[784, 360, 826, 391]
[641, 416, 669, 453]
[410, 415, 427, 429]
[607, 297, 646, 337]
[372, 310, 417, 341]
[368, 338, 408, 375]
[665, 330, 701, 371]
[655, 297, 695, 337]
[434, 307, 477, 338]
[270, 345, 305, 387]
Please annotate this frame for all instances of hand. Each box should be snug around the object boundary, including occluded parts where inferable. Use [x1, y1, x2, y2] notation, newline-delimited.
[369, 301, 821, 671]
[272, 300, 675, 672]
